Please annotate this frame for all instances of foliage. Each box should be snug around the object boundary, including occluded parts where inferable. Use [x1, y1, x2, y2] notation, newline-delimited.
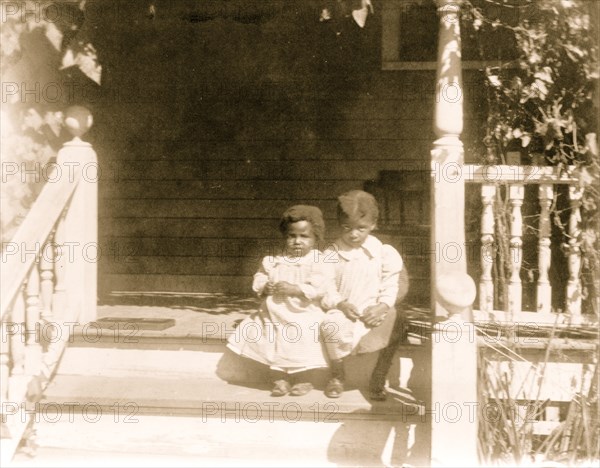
[478, 337, 598, 466]
[462, 0, 599, 316]
[0, 0, 101, 244]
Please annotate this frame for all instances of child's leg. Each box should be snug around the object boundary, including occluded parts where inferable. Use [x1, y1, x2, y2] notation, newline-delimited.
[320, 310, 354, 398]
[369, 308, 408, 400]
[324, 357, 345, 398]
[321, 309, 356, 361]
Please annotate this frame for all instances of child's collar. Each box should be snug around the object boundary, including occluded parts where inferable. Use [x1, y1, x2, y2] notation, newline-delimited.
[336, 235, 382, 260]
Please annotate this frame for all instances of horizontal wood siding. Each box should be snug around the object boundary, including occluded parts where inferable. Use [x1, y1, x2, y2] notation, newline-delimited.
[91, 2, 447, 304]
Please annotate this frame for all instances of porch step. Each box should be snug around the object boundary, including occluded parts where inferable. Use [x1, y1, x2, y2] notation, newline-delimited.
[40, 374, 425, 421]
[9, 412, 428, 467]
[23, 345, 429, 467]
[50, 341, 430, 397]
[10, 302, 431, 466]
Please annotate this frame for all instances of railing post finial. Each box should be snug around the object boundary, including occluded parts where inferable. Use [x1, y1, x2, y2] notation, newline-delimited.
[64, 105, 93, 141]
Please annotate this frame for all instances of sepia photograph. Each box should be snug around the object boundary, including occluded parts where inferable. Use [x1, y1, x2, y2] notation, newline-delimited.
[1, 0, 599, 466]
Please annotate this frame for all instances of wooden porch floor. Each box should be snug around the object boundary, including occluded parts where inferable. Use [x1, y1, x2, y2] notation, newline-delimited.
[8, 294, 432, 467]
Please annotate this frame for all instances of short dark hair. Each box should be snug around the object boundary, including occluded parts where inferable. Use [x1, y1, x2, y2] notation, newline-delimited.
[279, 205, 325, 241]
[336, 190, 379, 224]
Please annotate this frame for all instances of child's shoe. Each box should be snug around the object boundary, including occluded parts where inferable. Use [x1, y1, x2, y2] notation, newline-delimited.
[324, 378, 344, 398]
[368, 385, 387, 401]
[289, 382, 313, 396]
[271, 379, 292, 397]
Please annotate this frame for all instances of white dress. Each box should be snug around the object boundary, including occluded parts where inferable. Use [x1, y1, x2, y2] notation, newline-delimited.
[227, 250, 332, 373]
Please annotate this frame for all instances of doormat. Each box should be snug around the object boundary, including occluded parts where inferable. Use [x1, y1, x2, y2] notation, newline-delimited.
[92, 317, 176, 331]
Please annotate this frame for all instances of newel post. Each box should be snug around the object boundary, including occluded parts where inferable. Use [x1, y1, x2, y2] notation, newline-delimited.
[56, 106, 98, 325]
[430, 1, 478, 466]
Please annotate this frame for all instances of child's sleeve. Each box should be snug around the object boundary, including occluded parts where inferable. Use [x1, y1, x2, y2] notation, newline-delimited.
[378, 244, 404, 308]
[298, 256, 336, 301]
[252, 256, 274, 296]
[321, 249, 342, 310]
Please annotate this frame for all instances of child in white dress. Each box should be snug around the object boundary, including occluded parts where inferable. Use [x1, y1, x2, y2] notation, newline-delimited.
[320, 190, 409, 400]
[227, 205, 332, 397]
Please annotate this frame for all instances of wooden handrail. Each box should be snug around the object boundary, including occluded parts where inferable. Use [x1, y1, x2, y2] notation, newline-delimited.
[462, 164, 579, 184]
[1, 107, 97, 466]
[0, 164, 80, 320]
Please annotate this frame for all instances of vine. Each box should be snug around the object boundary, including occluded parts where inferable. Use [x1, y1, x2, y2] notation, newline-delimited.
[462, 0, 599, 316]
[1, 0, 101, 244]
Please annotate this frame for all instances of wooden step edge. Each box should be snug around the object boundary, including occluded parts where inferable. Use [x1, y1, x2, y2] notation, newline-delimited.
[67, 328, 430, 350]
[39, 375, 429, 423]
[35, 398, 428, 424]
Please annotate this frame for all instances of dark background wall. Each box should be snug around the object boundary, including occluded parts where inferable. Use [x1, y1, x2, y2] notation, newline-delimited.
[73, 0, 485, 305]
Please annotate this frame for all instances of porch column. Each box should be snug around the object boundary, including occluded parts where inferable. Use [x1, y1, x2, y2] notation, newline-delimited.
[57, 106, 98, 324]
[429, 1, 478, 466]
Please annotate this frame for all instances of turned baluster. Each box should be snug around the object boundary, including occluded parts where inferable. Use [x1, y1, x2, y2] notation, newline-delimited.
[508, 184, 524, 316]
[480, 184, 496, 313]
[0, 323, 9, 404]
[40, 238, 55, 326]
[566, 185, 583, 319]
[537, 184, 553, 313]
[10, 287, 26, 376]
[42, 214, 70, 377]
[25, 262, 42, 375]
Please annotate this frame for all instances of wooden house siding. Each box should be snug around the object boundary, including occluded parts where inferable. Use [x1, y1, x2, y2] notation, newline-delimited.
[90, 2, 483, 303]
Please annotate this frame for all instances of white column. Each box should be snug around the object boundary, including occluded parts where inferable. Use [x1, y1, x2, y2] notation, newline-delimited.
[57, 106, 98, 324]
[430, 1, 478, 466]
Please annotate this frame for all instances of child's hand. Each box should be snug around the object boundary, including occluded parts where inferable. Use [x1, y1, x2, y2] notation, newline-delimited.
[263, 282, 276, 296]
[362, 303, 389, 327]
[337, 301, 360, 322]
[273, 281, 303, 297]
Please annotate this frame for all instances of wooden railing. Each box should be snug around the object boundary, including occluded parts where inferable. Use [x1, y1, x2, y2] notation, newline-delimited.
[0, 107, 97, 464]
[464, 164, 588, 325]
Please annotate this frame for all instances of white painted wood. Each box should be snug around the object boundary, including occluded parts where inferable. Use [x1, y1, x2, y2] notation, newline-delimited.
[508, 185, 524, 317]
[58, 138, 98, 324]
[0, 323, 9, 403]
[430, 1, 477, 466]
[537, 184, 553, 313]
[1, 110, 98, 465]
[39, 239, 55, 324]
[431, 321, 477, 467]
[480, 185, 496, 313]
[52, 213, 67, 324]
[9, 287, 26, 376]
[473, 308, 598, 327]
[0, 167, 79, 321]
[463, 164, 578, 184]
[567, 185, 583, 319]
[25, 263, 42, 376]
[382, 60, 518, 71]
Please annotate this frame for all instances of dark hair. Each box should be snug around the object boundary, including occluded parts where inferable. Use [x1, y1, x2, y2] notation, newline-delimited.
[336, 190, 379, 224]
[279, 205, 325, 241]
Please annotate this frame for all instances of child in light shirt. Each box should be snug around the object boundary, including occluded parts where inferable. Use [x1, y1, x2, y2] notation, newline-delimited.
[321, 190, 408, 400]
